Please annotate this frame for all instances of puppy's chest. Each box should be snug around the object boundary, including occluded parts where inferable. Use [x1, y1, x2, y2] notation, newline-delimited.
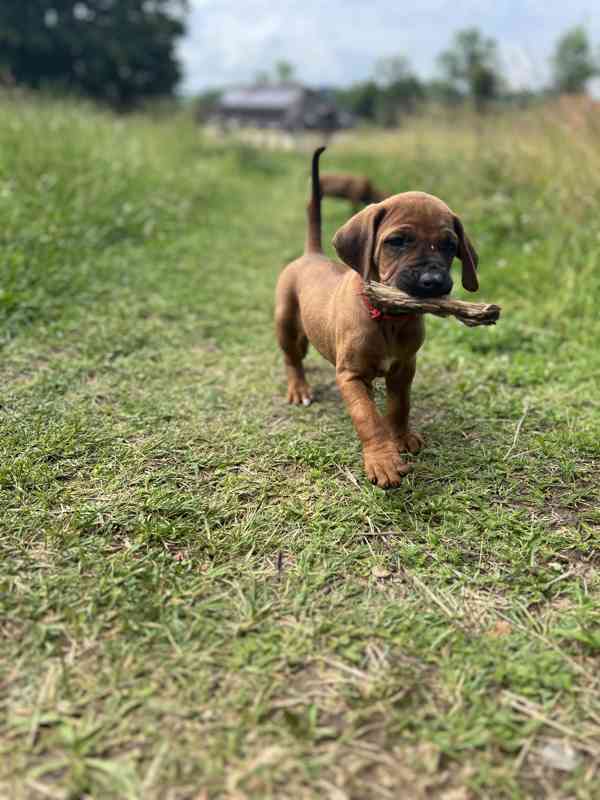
[376, 353, 406, 377]
[375, 348, 410, 377]
[374, 326, 423, 377]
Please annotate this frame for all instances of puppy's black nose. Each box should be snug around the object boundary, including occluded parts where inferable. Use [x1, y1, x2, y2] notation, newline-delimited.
[419, 271, 445, 290]
[416, 271, 452, 297]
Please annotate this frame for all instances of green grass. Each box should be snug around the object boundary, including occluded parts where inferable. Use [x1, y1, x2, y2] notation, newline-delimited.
[1, 95, 599, 799]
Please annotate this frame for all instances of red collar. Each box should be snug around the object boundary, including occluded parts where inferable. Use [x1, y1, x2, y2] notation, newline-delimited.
[360, 290, 418, 324]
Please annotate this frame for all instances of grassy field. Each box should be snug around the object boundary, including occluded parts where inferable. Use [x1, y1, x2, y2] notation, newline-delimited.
[1, 95, 599, 799]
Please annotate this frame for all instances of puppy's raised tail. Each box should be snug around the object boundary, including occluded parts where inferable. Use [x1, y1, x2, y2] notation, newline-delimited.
[305, 146, 326, 254]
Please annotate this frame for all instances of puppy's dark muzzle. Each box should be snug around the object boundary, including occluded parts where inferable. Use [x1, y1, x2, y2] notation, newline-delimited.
[395, 267, 453, 298]
[414, 270, 453, 297]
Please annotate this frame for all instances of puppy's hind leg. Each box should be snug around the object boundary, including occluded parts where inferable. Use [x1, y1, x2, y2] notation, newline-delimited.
[275, 297, 313, 406]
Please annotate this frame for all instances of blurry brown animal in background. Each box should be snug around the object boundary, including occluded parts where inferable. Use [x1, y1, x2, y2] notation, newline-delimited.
[320, 172, 387, 210]
[275, 147, 479, 488]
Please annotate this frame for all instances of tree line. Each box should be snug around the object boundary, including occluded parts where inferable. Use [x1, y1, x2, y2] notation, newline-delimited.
[334, 26, 599, 125]
[0, 6, 597, 116]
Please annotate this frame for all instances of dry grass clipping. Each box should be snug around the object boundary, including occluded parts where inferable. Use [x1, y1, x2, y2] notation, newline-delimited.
[364, 282, 501, 327]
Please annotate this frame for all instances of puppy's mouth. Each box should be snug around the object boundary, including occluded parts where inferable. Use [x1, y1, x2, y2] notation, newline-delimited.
[409, 283, 452, 299]
[393, 268, 453, 299]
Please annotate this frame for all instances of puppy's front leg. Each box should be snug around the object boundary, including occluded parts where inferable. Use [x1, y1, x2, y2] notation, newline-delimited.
[336, 369, 410, 488]
[385, 359, 424, 454]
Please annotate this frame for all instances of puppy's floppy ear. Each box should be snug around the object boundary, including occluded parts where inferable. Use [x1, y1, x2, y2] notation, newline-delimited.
[453, 215, 479, 292]
[332, 204, 386, 282]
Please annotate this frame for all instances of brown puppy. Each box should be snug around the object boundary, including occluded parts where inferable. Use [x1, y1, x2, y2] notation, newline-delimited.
[320, 172, 386, 209]
[275, 148, 479, 488]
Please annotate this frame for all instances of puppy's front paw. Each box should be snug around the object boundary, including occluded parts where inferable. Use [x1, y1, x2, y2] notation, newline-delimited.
[363, 444, 411, 489]
[287, 380, 313, 406]
[395, 431, 424, 454]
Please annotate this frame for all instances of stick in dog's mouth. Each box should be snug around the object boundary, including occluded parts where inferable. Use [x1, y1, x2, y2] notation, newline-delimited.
[364, 281, 501, 327]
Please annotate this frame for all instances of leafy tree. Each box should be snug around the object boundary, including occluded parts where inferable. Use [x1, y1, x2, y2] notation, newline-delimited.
[375, 54, 413, 87]
[0, 1, 187, 109]
[438, 28, 500, 111]
[551, 26, 597, 94]
[254, 70, 271, 85]
[274, 60, 294, 82]
[374, 55, 424, 125]
[425, 79, 463, 107]
[336, 57, 424, 126]
[252, 62, 295, 86]
[335, 81, 380, 122]
[196, 88, 222, 122]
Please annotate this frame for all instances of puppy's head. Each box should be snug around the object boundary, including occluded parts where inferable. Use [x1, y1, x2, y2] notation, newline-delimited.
[332, 191, 478, 296]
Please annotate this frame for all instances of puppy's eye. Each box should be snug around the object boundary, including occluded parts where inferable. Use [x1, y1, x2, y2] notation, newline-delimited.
[386, 235, 413, 249]
[442, 239, 458, 256]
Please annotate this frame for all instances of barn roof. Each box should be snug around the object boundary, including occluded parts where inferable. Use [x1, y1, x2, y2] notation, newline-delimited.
[220, 84, 305, 111]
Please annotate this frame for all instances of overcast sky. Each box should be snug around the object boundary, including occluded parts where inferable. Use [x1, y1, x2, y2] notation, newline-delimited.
[178, 0, 600, 94]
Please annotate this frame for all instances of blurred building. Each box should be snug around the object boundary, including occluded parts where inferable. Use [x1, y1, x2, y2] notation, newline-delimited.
[210, 82, 352, 132]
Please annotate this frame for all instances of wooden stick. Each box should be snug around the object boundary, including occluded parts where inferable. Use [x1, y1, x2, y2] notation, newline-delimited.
[364, 281, 501, 327]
